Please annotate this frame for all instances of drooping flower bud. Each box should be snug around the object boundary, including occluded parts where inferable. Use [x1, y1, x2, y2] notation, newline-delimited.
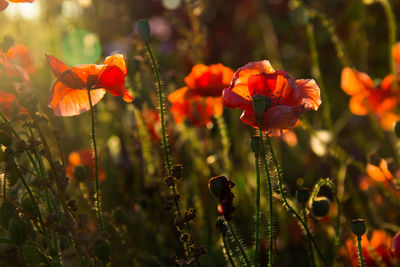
[310, 196, 330, 218]
[136, 20, 151, 41]
[351, 218, 366, 237]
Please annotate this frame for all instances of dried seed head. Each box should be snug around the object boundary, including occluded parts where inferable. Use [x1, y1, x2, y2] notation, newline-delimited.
[351, 218, 366, 237]
[310, 196, 330, 218]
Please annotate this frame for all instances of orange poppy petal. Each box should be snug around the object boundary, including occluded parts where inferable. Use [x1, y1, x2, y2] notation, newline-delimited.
[8, 0, 35, 2]
[393, 42, 400, 64]
[0, 0, 8, 11]
[168, 87, 191, 104]
[230, 60, 275, 101]
[49, 85, 106, 116]
[46, 54, 69, 77]
[379, 112, 398, 131]
[349, 94, 368, 116]
[366, 163, 387, 182]
[184, 64, 209, 88]
[222, 88, 251, 109]
[103, 54, 127, 75]
[296, 79, 321, 111]
[341, 67, 373, 96]
[212, 97, 223, 117]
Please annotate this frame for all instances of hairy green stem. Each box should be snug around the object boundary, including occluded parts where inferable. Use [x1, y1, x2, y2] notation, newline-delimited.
[144, 41, 171, 174]
[254, 151, 261, 266]
[226, 220, 251, 267]
[265, 134, 328, 265]
[223, 236, 236, 267]
[356, 236, 365, 267]
[257, 122, 274, 267]
[87, 88, 104, 231]
[302, 208, 315, 267]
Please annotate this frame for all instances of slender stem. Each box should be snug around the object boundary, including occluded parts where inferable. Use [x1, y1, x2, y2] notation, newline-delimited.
[356, 236, 365, 267]
[87, 88, 103, 231]
[216, 114, 232, 175]
[223, 236, 236, 267]
[254, 151, 261, 267]
[225, 220, 251, 267]
[302, 208, 315, 267]
[144, 41, 171, 174]
[378, 0, 397, 92]
[264, 134, 328, 265]
[3, 167, 6, 201]
[305, 23, 332, 130]
[257, 122, 274, 267]
[19, 246, 27, 267]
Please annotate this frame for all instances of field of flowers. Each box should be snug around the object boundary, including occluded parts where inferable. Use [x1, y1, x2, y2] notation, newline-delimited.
[1, 0, 400, 266]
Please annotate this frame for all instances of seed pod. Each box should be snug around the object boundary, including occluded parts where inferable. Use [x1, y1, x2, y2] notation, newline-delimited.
[252, 94, 267, 115]
[310, 196, 330, 218]
[208, 176, 231, 198]
[351, 218, 366, 237]
[92, 239, 109, 261]
[136, 20, 150, 41]
[0, 201, 17, 229]
[249, 136, 261, 154]
[9, 217, 27, 245]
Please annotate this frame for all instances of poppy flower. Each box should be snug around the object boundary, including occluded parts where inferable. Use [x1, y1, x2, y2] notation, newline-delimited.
[344, 230, 394, 267]
[0, 0, 34, 12]
[66, 149, 106, 183]
[7, 44, 35, 75]
[223, 60, 321, 136]
[366, 158, 394, 182]
[341, 67, 398, 130]
[168, 94, 223, 127]
[46, 54, 133, 116]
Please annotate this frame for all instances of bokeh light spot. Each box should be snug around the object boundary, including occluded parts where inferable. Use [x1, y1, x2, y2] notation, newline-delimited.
[4, 1, 41, 20]
[161, 0, 181, 10]
[62, 29, 101, 66]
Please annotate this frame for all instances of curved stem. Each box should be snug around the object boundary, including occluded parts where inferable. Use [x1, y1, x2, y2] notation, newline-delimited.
[265, 134, 328, 265]
[254, 152, 261, 266]
[87, 88, 103, 231]
[144, 41, 171, 174]
[257, 123, 274, 267]
[356, 236, 365, 267]
[226, 220, 251, 267]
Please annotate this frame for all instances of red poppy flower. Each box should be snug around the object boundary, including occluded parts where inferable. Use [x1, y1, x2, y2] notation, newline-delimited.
[46, 54, 133, 116]
[168, 63, 231, 127]
[223, 60, 321, 136]
[344, 230, 394, 267]
[366, 158, 393, 182]
[341, 67, 398, 130]
[7, 44, 35, 75]
[0, 0, 34, 12]
[66, 149, 106, 183]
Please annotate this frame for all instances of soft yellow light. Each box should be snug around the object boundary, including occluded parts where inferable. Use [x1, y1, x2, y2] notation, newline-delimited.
[4, 1, 41, 20]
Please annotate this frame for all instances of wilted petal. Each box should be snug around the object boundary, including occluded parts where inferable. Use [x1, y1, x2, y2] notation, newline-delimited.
[296, 79, 321, 111]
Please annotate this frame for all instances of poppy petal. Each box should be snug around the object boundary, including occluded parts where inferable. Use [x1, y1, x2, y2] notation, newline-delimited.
[222, 88, 251, 109]
[378, 112, 398, 131]
[341, 67, 373, 96]
[98, 65, 125, 88]
[0, 0, 8, 11]
[296, 79, 321, 111]
[46, 54, 69, 77]
[168, 87, 191, 104]
[49, 85, 106, 116]
[212, 97, 223, 117]
[8, 0, 35, 2]
[103, 54, 127, 75]
[349, 94, 368, 115]
[393, 42, 400, 64]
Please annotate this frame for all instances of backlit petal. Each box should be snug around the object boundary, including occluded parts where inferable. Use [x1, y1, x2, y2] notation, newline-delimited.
[168, 87, 191, 104]
[222, 88, 251, 109]
[296, 79, 321, 110]
[0, 0, 8, 11]
[103, 54, 127, 75]
[46, 54, 69, 77]
[349, 94, 368, 115]
[341, 67, 373, 95]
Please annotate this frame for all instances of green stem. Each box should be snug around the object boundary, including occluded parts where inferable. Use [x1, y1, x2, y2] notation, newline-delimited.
[257, 122, 274, 267]
[144, 41, 171, 174]
[264, 134, 328, 265]
[356, 236, 365, 267]
[223, 236, 236, 267]
[305, 23, 332, 130]
[302, 208, 315, 267]
[254, 151, 261, 266]
[3, 167, 6, 200]
[378, 0, 397, 92]
[87, 88, 103, 231]
[216, 114, 232, 175]
[226, 220, 251, 267]
[19, 246, 27, 267]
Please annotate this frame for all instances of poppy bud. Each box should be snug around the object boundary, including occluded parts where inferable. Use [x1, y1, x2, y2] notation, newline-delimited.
[296, 187, 310, 206]
[395, 121, 400, 138]
[209, 176, 231, 198]
[310, 196, 330, 218]
[0, 201, 17, 229]
[249, 136, 261, 154]
[351, 218, 366, 237]
[92, 239, 110, 261]
[9, 217, 27, 245]
[252, 94, 267, 115]
[136, 20, 151, 41]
